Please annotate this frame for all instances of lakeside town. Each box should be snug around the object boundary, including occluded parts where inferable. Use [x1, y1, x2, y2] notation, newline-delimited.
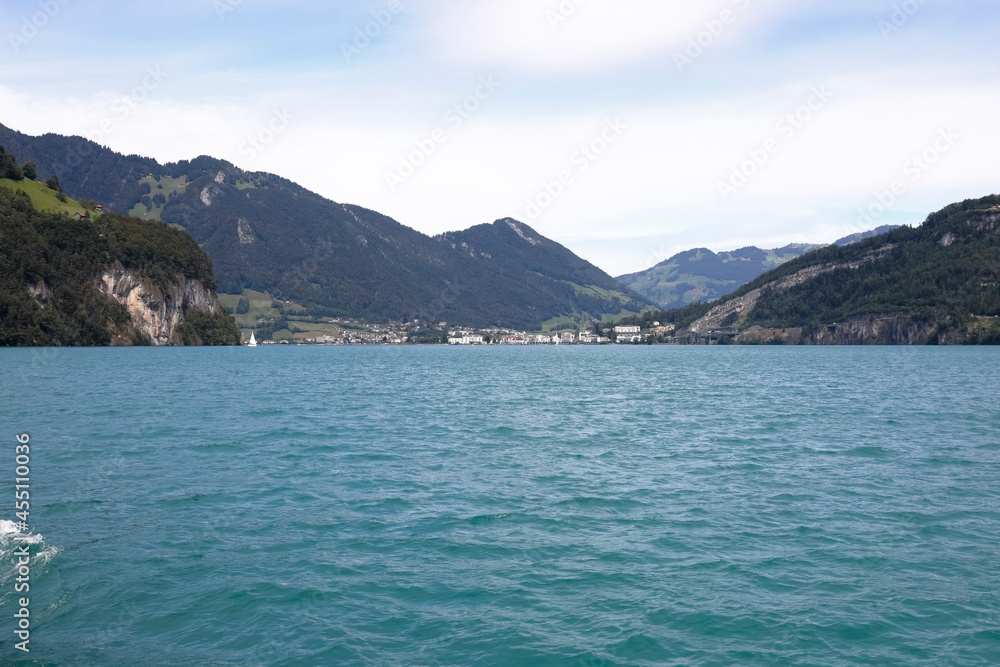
[251, 322, 679, 346]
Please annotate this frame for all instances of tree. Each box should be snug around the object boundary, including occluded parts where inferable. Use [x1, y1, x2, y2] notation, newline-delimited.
[0, 153, 23, 181]
[22, 161, 36, 181]
[46, 175, 61, 192]
[236, 295, 250, 314]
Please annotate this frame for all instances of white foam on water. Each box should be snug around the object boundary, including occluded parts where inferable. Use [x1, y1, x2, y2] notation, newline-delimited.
[34, 545, 61, 565]
[0, 519, 52, 569]
[0, 519, 21, 537]
[0, 521, 58, 607]
[0, 520, 44, 545]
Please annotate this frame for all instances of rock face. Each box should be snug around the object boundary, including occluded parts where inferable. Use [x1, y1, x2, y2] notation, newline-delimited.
[735, 317, 950, 345]
[688, 264, 831, 335]
[805, 315, 945, 345]
[27, 281, 53, 308]
[98, 263, 226, 345]
[237, 218, 255, 245]
[688, 245, 897, 335]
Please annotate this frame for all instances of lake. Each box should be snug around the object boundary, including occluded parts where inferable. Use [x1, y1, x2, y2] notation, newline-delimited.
[2, 346, 999, 665]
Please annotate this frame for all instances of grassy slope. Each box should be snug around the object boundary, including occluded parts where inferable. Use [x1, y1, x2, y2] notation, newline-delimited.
[129, 175, 189, 221]
[218, 290, 282, 328]
[220, 289, 346, 341]
[0, 178, 89, 216]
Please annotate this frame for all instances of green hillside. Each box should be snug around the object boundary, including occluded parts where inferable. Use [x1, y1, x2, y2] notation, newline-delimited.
[742, 197, 1000, 336]
[0, 171, 240, 346]
[0, 124, 651, 329]
[618, 227, 901, 310]
[624, 195, 1000, 344]
[129, 174, 189, 220]
[0, 177, 89, 216]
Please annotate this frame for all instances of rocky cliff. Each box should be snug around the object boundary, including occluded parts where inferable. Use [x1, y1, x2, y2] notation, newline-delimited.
[98, 263, 229, 346]
[736, 316, 949, 345]
[0, 173, 241, 347]
[805, 315, 945, 345]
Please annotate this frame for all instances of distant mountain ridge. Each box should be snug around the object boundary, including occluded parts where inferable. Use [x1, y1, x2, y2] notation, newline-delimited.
[674, 195, 1000, 344]
[0, 123, 650, 330]
[833, 225, 900, 247]
[618, 228, 899, 310]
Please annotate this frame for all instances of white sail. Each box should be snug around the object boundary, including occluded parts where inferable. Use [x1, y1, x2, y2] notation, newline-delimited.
[248, 331, 258, 347]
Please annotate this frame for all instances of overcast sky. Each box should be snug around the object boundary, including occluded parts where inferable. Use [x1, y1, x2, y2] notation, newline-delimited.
[2, 0, 998, 275]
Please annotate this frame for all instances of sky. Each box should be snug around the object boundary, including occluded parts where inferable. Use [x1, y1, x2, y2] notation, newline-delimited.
[1, 0, 999, 276]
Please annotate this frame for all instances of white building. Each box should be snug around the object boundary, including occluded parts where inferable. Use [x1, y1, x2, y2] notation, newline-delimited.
[448, 335, 485, 345]
[614, 325, 641, 335]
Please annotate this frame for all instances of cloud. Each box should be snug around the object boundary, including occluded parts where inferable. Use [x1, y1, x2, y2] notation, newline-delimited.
[418, 0, 795, 74]
[2, 0, 999, 276]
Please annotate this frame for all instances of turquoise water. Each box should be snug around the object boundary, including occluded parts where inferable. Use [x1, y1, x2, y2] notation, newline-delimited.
[2, 346, 1000, 665]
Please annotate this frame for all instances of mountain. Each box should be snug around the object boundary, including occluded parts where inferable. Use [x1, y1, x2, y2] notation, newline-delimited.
[833, 225, 900, 246]
[0, 123, 650, 330]
[0, 161, 240, 346]
[670, 195, 1000, 344]
[616, 244, 824, 310]
[617, 226, 902, 310]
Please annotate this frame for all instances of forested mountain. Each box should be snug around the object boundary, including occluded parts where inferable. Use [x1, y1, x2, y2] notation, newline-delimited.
[641, 195, 1000, 344]
[0, 123, 649, 329]
[617, 226, 901, 310]
[0, 159, 240, 346]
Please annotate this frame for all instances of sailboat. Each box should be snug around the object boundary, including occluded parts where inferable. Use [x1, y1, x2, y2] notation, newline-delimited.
[248, 331, 258, 347]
